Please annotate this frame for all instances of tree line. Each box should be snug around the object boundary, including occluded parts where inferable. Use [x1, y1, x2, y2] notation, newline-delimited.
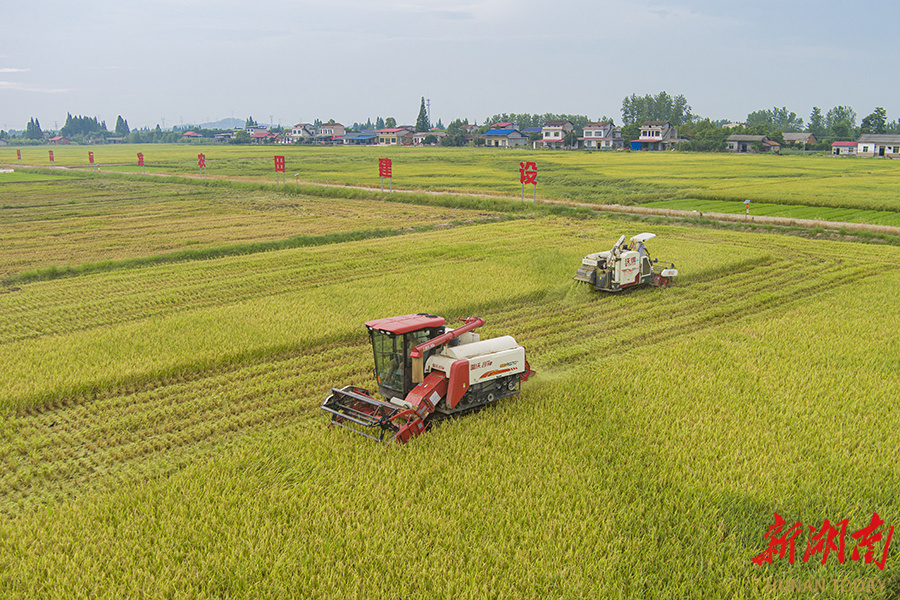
[4, 93, 898, 149]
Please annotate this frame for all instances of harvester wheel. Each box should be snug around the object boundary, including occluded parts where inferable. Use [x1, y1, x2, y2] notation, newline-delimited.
[507, 378, 517, 392]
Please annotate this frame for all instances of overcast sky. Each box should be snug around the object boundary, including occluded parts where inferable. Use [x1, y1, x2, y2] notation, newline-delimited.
[2, 0, 898, 131]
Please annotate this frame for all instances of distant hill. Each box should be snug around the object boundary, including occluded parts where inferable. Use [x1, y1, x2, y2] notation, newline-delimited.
[199, 118, 244, 130]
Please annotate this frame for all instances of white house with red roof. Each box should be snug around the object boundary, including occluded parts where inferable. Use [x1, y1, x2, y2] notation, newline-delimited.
[831, 141, 857, 156]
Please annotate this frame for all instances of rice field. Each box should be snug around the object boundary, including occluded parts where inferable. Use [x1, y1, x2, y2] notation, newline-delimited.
[5, 144, 900, 217]
[0, 164, 898, 598]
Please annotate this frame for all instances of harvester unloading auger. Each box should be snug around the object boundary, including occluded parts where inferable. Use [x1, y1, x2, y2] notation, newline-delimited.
[321, 314, 534, 443]
[574, 232, 678, 292]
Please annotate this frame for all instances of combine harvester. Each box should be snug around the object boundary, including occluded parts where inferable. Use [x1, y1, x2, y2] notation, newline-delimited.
[574, 232, 678, 292]
[322, 314, 535, 443]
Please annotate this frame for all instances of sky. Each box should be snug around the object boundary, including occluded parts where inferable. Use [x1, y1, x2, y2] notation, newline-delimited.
[2, 0, 899, 132]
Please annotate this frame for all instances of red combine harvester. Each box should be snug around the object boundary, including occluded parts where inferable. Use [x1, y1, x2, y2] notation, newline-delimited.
[321, 314, 535, 443]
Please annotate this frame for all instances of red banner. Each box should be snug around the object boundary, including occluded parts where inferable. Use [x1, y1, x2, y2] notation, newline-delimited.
[519, 161, 537, 185]
[379, 158, 392, 178]
[17, 149, 22, 161]
[274, 156, 285, 173]
[48, 150, 54, 162]
[137, 153, 144, 166]
[198, 153, 206, 168]
[88, 151, 94, 164]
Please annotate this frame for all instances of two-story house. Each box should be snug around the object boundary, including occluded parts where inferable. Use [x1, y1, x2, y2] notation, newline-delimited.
[537, 120, 575, 149]
[317, 122, 346, 140]
[290, 123, 316, 142]
[630, 121, 681, 151]
[581, 122, 624, 150]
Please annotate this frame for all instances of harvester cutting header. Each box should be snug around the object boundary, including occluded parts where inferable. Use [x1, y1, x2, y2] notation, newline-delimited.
[574, 232, 677, 292]
[322, 314, 534, 443]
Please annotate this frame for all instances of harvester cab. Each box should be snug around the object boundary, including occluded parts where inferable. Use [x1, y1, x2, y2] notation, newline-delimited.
[321, 313, 534, 443]
[574, 232, 677, 292]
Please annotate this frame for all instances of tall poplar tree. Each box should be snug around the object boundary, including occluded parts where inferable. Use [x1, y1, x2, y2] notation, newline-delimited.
[415, 97, 430, 132]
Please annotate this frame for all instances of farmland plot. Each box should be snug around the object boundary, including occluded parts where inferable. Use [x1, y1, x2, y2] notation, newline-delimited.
[0, 176, 898, 598]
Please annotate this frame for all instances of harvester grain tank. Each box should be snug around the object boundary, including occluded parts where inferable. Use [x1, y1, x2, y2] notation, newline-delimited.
[321, 314, 535, 443]
[574, 233, 677, 292]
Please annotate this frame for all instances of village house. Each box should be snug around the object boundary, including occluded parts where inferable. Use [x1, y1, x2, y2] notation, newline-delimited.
[856, 134, 900, 157]
[631, 121, 681, 151]
[581, 122, 624, 150]
[481, 128, 529, 148]
[412, 131, 448, 145]
[290, 123, 316, 143]
[250, 131, 277, 144]
[317, 122, 346, 139]
[831, 141, 858, 156]
[783, 132, 817, 147]
[342, 130, 379, 145]
[378, 127, 414, 145]
[726, 134, 780, 153]
[537, 120, 575, 149]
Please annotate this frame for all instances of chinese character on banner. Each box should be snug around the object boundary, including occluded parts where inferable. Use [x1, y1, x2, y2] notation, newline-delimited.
[519, 161, 537, 185]
[752, 512, 805, 565]
[198, 153, 206, 168]
[88, 151, 94, 165]
[379, 158, 392, 178]
[137, 152, 144, 166]
[48, 150, 54, 163]
[17, 149, 22, 161]
[274, 156, 285, 173]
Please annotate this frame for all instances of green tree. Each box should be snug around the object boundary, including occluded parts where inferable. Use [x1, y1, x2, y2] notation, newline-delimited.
[245, 116, 257, 128]
[621, 92, 692, 126]
[808, 107, 826, 138]
[230, 130, 251, 144]
[746, 107, 802, 133]
[385, 117, 397, 128]
[115, 115, 130, 136]
[24, 117, 43, 140]
[678, 119, 727, 152]
[375, 117, 385, 130]
[59, 113, 108, 138]
[860, 107, 887, 134]
[621, 122, 640, 143]
[415, 97, 430, 132]
[441, 119, 469, 146]
[826, 106, 856, 137]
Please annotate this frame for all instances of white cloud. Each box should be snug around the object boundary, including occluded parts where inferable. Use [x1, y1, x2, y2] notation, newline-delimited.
[0, 68, 30, 73]
[0, 81, 72, 93]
